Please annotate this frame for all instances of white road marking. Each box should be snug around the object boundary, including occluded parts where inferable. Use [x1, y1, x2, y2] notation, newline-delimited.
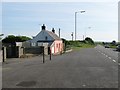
[113, 60, 116, 62]
[82, 85, 86, 87]
[101, 53, 104, 55]
[106, 55, 108, 57]
[2, 67, 11, 70]
[103, 54, 106, 55]
[108, 57, 111, 59]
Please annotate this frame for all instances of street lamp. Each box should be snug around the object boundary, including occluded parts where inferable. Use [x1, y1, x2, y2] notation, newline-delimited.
[75, 10, 85, 41]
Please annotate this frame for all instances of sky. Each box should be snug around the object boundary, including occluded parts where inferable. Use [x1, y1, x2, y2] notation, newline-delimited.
[0, 0, 119, 42]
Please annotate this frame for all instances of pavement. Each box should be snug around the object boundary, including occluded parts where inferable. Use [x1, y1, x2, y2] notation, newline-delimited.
[2, 45, 118, 88]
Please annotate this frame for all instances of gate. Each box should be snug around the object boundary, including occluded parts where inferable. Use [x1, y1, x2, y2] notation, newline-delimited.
[6, 44, 17, 58]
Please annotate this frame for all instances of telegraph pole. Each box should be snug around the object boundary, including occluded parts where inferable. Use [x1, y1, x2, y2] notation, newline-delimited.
[59, 28, 60, 38]
[71, 32, 74, 41]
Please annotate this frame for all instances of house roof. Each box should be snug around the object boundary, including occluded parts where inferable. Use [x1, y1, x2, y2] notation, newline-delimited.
[46, 30, 61, 40]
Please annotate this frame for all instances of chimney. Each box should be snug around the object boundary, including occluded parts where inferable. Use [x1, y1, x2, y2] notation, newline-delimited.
[59, 28, 60, 38]
[52, 28, 55, 33]
[41, 24, 46, 30]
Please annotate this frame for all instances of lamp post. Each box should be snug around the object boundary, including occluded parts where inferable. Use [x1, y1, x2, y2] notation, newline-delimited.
[75, 10, 85, 41]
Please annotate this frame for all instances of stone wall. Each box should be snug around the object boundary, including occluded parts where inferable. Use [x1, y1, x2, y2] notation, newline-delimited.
[6, 46, 24, 58]
[2, 47, 6, 62]
[24, 46, 43, 54]
[24, 46, 48, 55]
[22, 42, 31, 47]
[16, 46, 24, 58]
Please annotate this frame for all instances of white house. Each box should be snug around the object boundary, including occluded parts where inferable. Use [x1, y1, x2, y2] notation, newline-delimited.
[29, 24, 63, 54]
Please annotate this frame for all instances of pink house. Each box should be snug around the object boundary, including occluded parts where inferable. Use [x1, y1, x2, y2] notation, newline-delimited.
[30, 24, 63, 55]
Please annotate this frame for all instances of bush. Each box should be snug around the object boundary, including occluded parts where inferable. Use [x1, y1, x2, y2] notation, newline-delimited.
[2, 35, 31, 43]
[85, 37, 94, 44]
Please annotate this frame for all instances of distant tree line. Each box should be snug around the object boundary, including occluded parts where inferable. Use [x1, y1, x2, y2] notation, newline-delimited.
[62, 37, 94, 49]
[102, 40, 118, 46]
[2, 35, 31, 43]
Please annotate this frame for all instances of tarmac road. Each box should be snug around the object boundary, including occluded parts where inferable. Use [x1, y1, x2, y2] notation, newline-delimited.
[95, 45, 118, 63]
[2, 45, 118, 88]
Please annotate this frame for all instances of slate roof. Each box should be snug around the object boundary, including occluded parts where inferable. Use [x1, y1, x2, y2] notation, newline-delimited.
[45, 30, 61, 40]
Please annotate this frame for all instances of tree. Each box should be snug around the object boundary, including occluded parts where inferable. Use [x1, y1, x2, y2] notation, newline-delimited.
[61, 38, 66, 43]
[2, 35, 16, 43]
[2, 35, 31, 43]
[111, 40, 116, 45]
[102, 42, 105, 45]
[85, 37, 94, 44]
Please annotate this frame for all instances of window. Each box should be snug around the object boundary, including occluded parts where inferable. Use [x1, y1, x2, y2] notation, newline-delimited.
[31, 43, 36, 46]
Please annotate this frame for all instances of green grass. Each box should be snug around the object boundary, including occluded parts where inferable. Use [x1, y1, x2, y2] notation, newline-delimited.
[100, 44, 117, 49]
[109, 45, 117, 49]
[110, 46, 116, 49]
[65, 40, 96, 51]
[71, 44, 96, 50]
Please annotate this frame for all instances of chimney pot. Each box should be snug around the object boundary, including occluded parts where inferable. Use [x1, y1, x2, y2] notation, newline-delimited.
[52, 28, 55, 33]
[41, 24, 46, 30]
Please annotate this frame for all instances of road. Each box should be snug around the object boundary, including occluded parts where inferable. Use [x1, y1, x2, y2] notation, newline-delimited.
[2, 45, 118, 88]
[95, 45, 118, 63]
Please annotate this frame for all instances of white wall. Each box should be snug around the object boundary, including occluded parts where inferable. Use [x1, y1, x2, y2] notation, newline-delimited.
[51, 46, 54, 54]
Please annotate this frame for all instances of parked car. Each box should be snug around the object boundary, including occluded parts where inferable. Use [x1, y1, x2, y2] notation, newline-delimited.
[104, 45, 110, 48]
[116, 45, 120, 51]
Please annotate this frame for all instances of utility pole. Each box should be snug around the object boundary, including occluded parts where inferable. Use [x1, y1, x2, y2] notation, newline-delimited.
[50, 49, 51, 60]
[59, 28, 60, 38]
[42, 46, 45, 63]
[71, 32, 74, 41]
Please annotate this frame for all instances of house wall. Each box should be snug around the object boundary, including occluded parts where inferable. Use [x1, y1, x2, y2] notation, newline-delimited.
[51, 40, 63, 54]
[22, 41, 31, 47]
[51, 46, 54, 54]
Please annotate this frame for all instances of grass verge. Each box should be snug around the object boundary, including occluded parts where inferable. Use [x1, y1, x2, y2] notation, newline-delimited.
[71, 44, 96, 50]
